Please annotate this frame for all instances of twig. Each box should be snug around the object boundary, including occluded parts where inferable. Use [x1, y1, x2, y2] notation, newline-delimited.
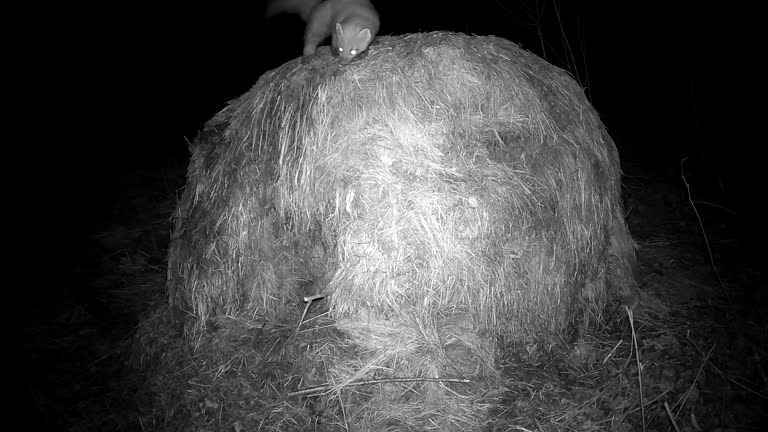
[626, 306, 646, 432]
[625, 387, 672, 417]
[687, 330, 768, 400]
[664, 402, 682, 432]
[287, 377, 472, 397]
[602, 339, 623, 365]
[673, 345, 714, 420]
[294, 293, 329, 338]
[680, 158, 729, 301]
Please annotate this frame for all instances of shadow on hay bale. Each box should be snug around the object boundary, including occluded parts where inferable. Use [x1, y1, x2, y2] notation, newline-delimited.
[167, 31, 635, 428]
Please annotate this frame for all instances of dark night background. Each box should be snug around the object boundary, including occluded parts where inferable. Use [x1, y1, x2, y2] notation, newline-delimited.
[41, 1, 755, 271]
[21, 0, 760, 428]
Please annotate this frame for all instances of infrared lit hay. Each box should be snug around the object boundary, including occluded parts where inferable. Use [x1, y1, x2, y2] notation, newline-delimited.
[166, 31, 636, 430]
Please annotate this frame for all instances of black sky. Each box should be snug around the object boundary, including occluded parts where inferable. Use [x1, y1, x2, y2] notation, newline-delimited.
[49, 2, 742, 162]
[32, 1, 755, 263]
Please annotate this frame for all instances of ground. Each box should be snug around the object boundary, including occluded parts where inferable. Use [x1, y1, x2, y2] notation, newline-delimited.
[23, 153, 764, 430]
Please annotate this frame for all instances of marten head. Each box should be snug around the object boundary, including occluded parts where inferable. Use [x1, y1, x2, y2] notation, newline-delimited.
[334, 23, 373, 64]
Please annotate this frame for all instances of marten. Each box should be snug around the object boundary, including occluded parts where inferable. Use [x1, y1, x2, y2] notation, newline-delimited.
[265, 0, 379, 64]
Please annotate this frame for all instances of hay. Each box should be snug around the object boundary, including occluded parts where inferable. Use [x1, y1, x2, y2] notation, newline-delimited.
[167, 31, 636, 430]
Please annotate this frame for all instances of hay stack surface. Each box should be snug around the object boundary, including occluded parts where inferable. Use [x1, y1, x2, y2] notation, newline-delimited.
[167, 31, 636, 429]
[170, 31, 634, 337]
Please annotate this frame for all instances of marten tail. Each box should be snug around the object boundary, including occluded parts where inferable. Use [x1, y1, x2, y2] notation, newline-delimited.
[264, 0, 322, 21]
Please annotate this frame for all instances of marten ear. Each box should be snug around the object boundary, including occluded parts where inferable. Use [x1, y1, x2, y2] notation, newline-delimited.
[336, 23, 344, 39]
[358, 28, 372, 44]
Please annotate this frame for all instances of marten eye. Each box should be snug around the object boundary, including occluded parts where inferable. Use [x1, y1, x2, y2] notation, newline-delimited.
[350, 49, 357, 56]
[338, 47, 344, 53]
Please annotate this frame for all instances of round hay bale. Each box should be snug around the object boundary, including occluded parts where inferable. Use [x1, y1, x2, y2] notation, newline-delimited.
[168, 31, 636, 430]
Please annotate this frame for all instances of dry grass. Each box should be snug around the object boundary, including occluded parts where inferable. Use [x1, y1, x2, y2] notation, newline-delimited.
[150, 31, 637, 430]
[34, 44, 765, 428]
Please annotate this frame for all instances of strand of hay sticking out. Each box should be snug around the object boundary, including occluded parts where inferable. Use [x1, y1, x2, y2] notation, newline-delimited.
[167, 32, 636, 430]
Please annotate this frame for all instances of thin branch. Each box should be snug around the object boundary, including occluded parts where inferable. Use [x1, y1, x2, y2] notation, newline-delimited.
[287, 377, 472, 397]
